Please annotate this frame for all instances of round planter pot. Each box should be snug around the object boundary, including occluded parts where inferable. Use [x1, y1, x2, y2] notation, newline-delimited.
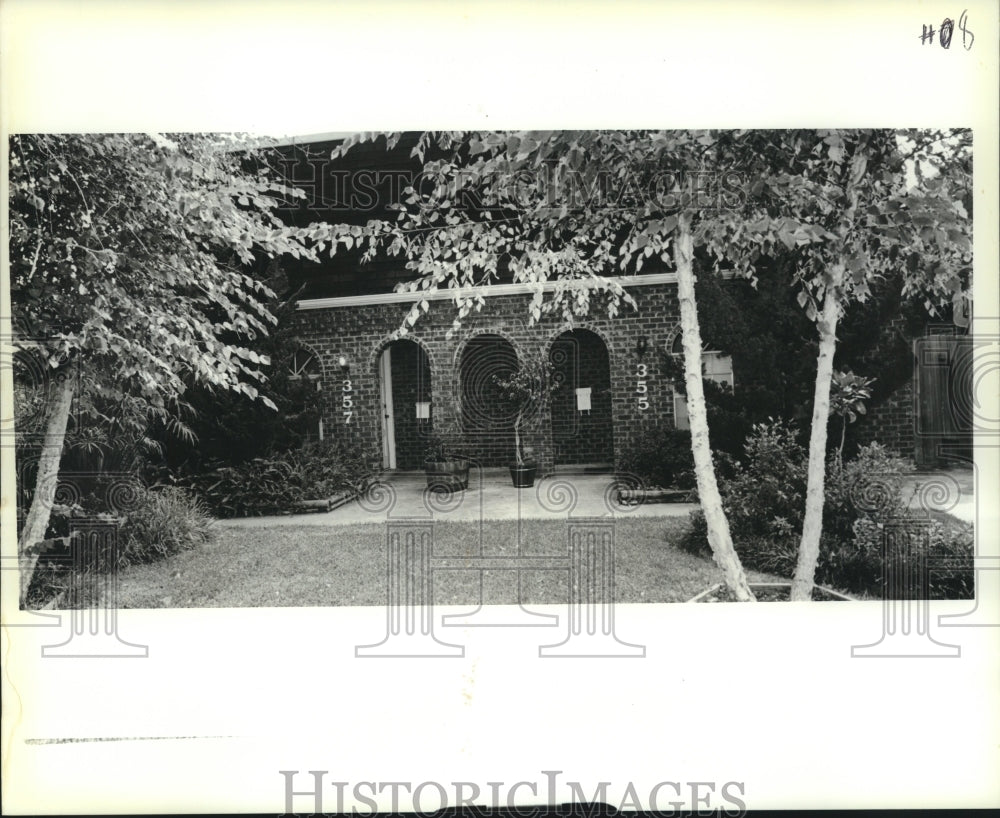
[509, 463, 537, 488]
[424, 458, 470, 492]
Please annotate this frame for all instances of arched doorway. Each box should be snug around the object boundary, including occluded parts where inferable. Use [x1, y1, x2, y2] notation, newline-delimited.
[549, 329, 613, 469]
[377, 339, 432, 470]
[459, 334, 518, 466]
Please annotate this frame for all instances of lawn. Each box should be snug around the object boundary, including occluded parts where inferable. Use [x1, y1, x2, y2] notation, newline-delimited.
[110, 517, 786, 608]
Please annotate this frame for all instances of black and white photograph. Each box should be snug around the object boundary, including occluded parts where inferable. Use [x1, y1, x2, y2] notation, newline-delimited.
[2, 1, 998, 814]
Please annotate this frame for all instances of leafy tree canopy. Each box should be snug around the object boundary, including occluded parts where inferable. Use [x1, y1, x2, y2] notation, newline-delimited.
[8, 132, 335, 412]
[324, 129, 970, 339]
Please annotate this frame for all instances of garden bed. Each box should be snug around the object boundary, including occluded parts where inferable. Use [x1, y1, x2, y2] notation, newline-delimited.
[688, 581, 855, 602]
[291, 488, 360, 514]
[617, 487, 697, 505]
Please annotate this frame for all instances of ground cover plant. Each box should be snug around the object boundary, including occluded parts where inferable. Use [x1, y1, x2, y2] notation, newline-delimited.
[179, 439, 378, 518]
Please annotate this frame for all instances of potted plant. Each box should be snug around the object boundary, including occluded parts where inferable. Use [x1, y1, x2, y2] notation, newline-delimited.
[490, 359, 560, 488]
[423, 434, 470, 493]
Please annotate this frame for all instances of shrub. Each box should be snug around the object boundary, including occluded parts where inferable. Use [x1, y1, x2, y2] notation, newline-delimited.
[118, 486, 215, 568]
[823, 442, 912, 543]
[678, 418, 807, 558]
[678, 429, 973, 599]
[23, 487, 215, 607]
[185, 438, 378, 518]
[618, 426, 696, 489]
[723, 418, 808, 541]
[842, 516, 974, 599]
[679, 418, 807, 551]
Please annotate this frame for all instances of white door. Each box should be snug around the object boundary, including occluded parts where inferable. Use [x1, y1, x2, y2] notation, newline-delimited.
[378, 347, 396, 470]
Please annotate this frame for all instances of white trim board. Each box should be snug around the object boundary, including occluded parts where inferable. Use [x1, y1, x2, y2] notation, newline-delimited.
[295, 271, 737, 311]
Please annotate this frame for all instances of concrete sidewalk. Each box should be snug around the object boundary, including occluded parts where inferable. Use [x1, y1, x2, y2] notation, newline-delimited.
[218, 469, 697, 528]
[902, 466, 975, 525]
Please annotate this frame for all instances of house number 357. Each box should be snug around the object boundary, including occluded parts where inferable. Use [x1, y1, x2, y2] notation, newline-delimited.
[342, 378, 354, 424]
[636, 363, 649, 411]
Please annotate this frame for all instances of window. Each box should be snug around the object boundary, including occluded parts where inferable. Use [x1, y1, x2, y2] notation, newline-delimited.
[288, 346, 324, 439]
[670, 338, 734, 430]
[288, 347, 322, 386]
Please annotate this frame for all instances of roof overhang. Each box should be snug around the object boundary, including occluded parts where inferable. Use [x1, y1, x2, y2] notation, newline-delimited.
[296, 271, 739, 310]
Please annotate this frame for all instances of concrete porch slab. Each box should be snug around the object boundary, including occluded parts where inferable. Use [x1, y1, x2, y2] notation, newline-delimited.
[218, 469, 698, 528]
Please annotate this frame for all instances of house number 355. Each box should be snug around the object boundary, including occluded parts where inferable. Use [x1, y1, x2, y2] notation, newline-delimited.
[636, 363, 649, 411]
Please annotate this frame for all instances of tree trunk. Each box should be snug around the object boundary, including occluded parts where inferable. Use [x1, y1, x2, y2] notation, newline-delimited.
[791, 287, 840, 601]
[674, 215, 755, 601]
[18, 371, 75, 605]
[513, 410, 523, 465]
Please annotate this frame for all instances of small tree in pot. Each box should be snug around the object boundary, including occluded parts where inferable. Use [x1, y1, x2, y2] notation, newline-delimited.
[490, 359, 560, 488]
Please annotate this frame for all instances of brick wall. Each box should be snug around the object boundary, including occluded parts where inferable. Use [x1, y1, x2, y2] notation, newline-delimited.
[290, 283, 683, 472]
[851, 377, 915, 459]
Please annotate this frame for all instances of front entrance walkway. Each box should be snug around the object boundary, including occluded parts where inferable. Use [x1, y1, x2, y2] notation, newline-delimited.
[903, 466, 975, 525]
[219, 469, 697, 528]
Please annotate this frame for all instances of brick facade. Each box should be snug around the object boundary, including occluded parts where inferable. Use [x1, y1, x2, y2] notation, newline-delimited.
[291, 282, 682, 472]
[851, 378, 915, 458]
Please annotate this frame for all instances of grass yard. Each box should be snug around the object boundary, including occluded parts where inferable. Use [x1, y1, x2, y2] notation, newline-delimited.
[111, 517, 785, 608]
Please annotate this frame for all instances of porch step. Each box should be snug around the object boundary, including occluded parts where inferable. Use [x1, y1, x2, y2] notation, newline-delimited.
[551, 463, 614, 475]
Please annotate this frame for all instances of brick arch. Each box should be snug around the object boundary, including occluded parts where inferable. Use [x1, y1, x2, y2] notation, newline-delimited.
[288, 339, 326, 381]
[450, 326, 526, 418]
[367, 332, 437, 380]
[665, 323, 684, 356]
[450, 326, 525, 373]
[542, 321, 618, 371]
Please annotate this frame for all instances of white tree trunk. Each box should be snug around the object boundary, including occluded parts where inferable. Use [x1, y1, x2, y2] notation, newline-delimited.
[513, 410, 523, 465]
[674, 216, 755, 601]
[792, 287, 840, 601]
[18, 372, 75, 605]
